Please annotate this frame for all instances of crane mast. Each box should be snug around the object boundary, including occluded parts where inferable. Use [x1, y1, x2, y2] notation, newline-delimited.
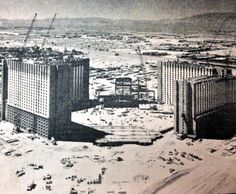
[41, 13, 57, 48]
[23, 13, 37, 47]
[14, 13, 37, 132]
[137, 46, 147, 89]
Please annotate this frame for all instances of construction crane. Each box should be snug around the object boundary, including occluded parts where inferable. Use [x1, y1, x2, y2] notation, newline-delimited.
[23, 13, 37, 47]
[208, 15, 233, 53]
[14, 13, 37, 133]
[41, 13, 57, 48]
[201, 16, 231, 71]
[213, 17, 229, 41]
[136, 46, 147, 90]
[224, 17, 235, 59]
[209, 15, 234, 76]
[133, 46, 157, 102]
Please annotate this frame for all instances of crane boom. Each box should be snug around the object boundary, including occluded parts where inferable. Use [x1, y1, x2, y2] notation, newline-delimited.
[211, 16, 234, 62]
[41, 13, 57, 48]
[14, 13, 37, 132]
[137, 46, 147, 89]
[23, 13, 37, 47]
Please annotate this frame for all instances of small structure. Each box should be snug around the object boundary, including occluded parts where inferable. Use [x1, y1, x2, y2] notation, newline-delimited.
[70, 187, 78, 194]
[115, 77, 132, 96]
[27, 181, 36, 191]
[98, 77, 155, 108]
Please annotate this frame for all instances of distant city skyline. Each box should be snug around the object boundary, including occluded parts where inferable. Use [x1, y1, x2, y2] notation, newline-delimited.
[0, 0, 235, 20]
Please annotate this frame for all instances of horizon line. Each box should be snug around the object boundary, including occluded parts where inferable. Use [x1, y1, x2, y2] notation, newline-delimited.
[0, 11, 235, 21]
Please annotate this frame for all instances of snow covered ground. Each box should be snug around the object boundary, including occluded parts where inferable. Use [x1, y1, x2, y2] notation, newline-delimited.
[0, 121, 236, 194]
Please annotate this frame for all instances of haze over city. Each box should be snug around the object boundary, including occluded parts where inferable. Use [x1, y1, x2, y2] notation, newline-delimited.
[0, 0, 236, 20]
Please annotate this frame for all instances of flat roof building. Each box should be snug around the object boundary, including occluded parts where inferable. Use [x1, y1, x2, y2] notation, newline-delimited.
[174, 76, 236, 137]
[157, 61, 231, 104]
[1, 47, 89, 138]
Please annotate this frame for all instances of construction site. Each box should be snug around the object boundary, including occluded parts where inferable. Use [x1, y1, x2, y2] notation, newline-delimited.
[0, 7, 235, 194]
[0, 13, 170, 146]
[0, 13, 99, 142]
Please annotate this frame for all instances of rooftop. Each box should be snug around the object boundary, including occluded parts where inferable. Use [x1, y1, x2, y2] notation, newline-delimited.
[0, 46, 88, 65]
[186, 75, 236, 84]
[165, 60, 216, 69]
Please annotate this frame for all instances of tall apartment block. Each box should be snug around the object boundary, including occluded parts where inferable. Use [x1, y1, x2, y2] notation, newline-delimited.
[1, 51, 89, 139]
[174, 76, 236, 137]
[157, 61, 220, 104]
[71, 58, 89, 109]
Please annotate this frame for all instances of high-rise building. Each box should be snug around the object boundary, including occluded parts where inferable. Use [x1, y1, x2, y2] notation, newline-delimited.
[174, 76, 236, 137]
[157, 61, 218, 104]
[71, 58, 90, 109]
[1, 54, 89, 138]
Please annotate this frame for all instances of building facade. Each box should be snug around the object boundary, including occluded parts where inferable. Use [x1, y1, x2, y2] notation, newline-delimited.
[71, 58, 89, 106]
[157, 61, 217, 104]
[2, 57, 89, 138]
[115, 77, 132, 96]
[174, 76, 236, 137]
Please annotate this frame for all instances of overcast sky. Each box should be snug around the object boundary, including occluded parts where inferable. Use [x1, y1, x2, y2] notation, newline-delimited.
[0, 0, 235, 20]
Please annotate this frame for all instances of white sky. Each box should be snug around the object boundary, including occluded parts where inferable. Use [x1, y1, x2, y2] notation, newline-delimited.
[0, 0, 235, 20]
